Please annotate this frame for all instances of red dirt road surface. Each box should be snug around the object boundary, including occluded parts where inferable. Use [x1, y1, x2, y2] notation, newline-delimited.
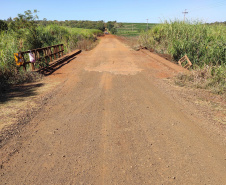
[0, 35, 226, 184]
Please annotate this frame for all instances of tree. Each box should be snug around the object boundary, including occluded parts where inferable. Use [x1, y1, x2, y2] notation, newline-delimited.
[8, 10, 42, 49]
[107, 21, 117, 34]
[11, 10, 39, 30]
[42, 18, 48, 26]
[0, 20, 8, 31]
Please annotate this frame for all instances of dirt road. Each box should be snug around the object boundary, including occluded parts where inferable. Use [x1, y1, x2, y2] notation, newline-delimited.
[0, 35, 226, 184]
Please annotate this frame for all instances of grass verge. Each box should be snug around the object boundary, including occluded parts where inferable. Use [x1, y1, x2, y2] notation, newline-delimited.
[139, 20, 225, 95]
[175, 65, 225, 95]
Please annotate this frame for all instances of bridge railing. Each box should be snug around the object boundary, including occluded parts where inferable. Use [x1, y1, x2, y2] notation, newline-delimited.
[14, 44, 64, 71]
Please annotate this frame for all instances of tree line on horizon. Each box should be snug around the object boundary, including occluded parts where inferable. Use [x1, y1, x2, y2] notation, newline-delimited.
[0, 17, 123, 34]
[1, 16, 225, 35]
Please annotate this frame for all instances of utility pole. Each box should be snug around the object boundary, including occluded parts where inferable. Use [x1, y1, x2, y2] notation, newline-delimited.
[146, 19, 149, 30]
[182, 9, 188, 22]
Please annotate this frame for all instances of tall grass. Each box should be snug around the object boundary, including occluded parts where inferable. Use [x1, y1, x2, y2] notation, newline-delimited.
[0, 31, 18, 74]
[139, 20, 226, 94]
[0, 25, 102, 89]
[139, 20, 226, 67]
[0, 31, 19, 88]
[39, 25, 102, 52]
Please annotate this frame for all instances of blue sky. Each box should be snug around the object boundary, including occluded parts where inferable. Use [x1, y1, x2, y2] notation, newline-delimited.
[0, 0, 225, 23]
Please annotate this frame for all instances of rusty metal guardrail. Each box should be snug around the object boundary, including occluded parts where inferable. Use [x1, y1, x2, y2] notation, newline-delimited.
[14, 44, 64, 71]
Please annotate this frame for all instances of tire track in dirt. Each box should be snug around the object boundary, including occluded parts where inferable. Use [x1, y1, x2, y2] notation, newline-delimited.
[100, 73, 113, 184]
